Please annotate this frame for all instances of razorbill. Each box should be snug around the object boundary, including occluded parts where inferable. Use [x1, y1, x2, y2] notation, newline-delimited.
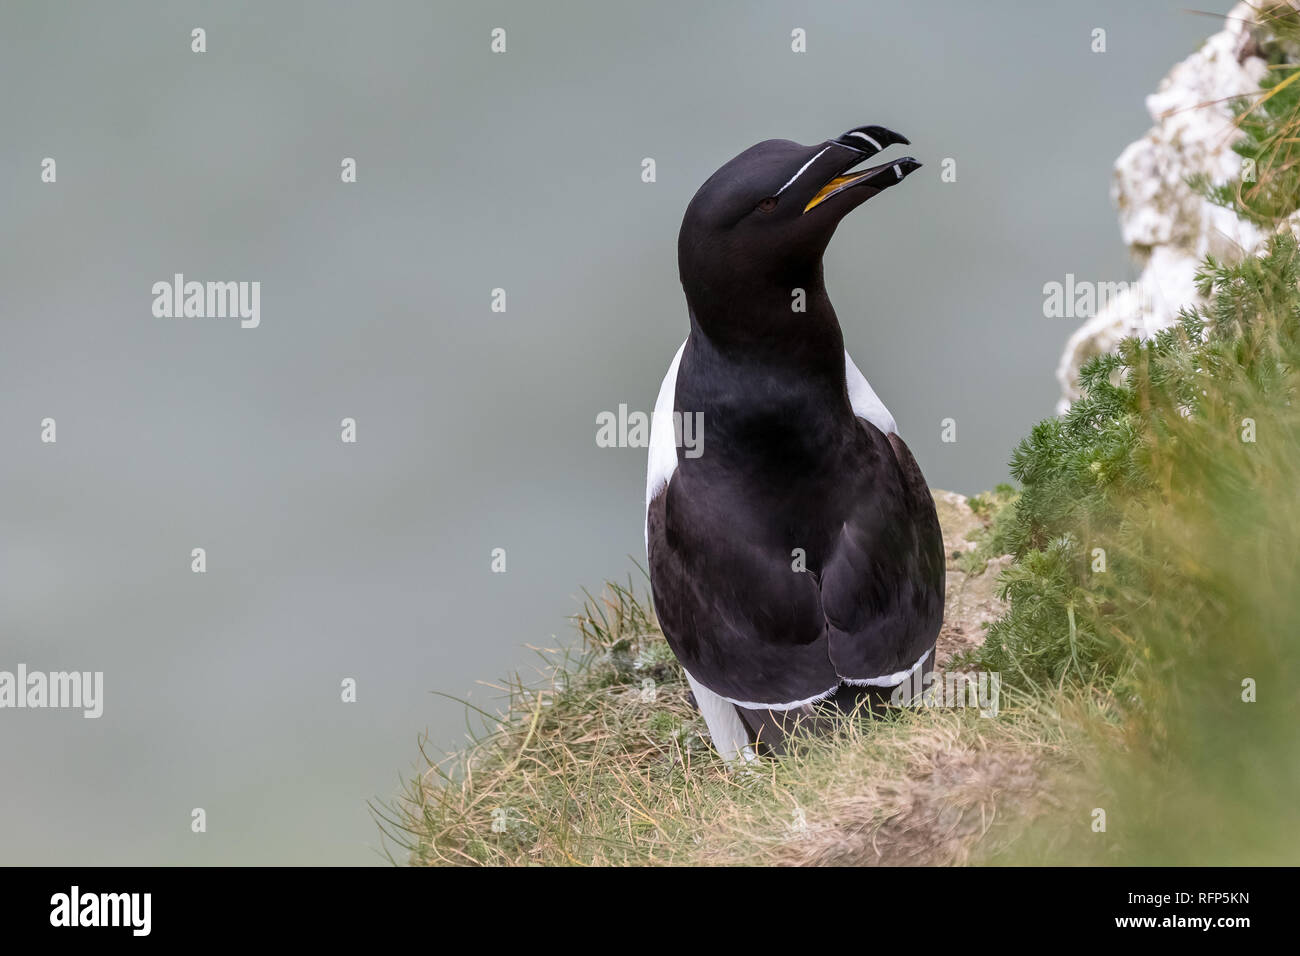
[645, 125, 945, 760]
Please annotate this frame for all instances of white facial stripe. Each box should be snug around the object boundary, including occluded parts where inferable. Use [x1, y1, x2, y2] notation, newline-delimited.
[848, 130, 882, 150]
[775, 145, 831, 196]
[894, 164, 902, 179]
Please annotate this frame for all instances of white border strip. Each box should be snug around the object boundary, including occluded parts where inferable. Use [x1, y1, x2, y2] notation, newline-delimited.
[686, 646, 934, 712]
[841, 647, 931, 687]
[719, 681, 841, 712]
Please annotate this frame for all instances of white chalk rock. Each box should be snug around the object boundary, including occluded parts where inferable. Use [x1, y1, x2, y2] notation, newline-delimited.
[1056, 2, 1269, 411]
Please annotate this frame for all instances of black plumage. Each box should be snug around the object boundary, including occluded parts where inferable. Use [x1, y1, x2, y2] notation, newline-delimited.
[645, 126, 945, 757]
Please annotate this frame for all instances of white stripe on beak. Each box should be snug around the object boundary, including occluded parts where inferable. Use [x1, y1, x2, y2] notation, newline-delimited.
[775, 145, 832, 196]
[848, 130, 882, 150]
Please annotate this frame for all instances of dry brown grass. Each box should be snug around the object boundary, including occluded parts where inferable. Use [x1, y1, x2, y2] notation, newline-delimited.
[692, 693, 1084, 866]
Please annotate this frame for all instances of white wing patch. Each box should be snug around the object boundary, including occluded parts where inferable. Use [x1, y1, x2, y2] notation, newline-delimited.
[845, 349, 897, 435]
[645, 339, 687, 548]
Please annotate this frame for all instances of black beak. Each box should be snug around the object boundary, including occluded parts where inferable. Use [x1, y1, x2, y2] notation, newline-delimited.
[798, 125, 921, 215]
[833, 124, 911, 154]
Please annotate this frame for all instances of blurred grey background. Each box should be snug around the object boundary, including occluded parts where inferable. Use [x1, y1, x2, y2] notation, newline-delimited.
[0, 1, 1230, 864]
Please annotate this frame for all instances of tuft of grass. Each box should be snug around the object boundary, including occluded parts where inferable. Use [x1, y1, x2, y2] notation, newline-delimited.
[957, 483, 1019, 575]
[375, 580, 732, 865]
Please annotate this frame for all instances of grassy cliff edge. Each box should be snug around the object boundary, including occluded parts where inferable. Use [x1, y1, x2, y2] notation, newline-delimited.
[377, 491, 1082, 866]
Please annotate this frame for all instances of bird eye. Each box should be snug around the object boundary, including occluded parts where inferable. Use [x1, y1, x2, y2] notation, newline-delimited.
[755, 196, 779, 214]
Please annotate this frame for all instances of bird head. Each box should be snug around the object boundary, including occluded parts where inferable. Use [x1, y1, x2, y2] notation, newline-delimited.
[677, 126, 920, 329]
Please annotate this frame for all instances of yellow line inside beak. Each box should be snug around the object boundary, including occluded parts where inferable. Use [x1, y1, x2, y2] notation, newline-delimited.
[803, 172, 869, 213]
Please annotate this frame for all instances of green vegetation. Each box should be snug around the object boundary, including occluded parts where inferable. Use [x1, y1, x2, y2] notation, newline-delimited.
[977, 2, 1300, 859]
[978, 232, 1300, 863]
[1197, 1, 1300, 227]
